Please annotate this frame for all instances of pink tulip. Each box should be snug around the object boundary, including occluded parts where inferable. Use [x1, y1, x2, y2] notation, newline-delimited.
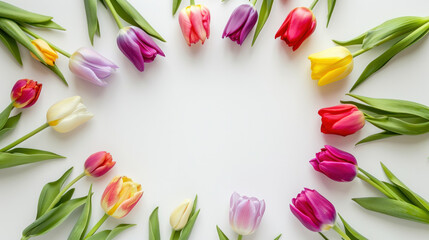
[318, 104, 365, 136]
[229, 192, 265, 236]
[10, 79, 42, 109]
[84, 151, 115, 177]
[178, 5, 210, 46]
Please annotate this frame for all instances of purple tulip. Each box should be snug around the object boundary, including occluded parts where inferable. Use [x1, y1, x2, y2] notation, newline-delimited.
[117, 26, 165, 72]
[310, 145, 358, 182]
[290, 188, 336, 232]
[222, 4, 258, 45]
[69, 47, 118, 86]
[229, 192, 265, 236]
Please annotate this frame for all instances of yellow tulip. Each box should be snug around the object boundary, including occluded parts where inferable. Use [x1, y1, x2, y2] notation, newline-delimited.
[170, 198, 193, 230]
[308, 46, 353, 86]
[30, 39, 58, 66]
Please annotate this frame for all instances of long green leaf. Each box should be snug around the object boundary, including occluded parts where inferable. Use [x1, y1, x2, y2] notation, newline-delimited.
[358, 167, 401, 200]
[45, 63, 68, 86]
[85, 0, 100, 45]
[22, 195, 88, 238]
[351, 22, 429, 91]
[353, 197, 429, 224]
[28, 20, 66, 31]
[333, 33, 366, 46]
[172, 0, 182, 16]
[274, 234, 282, 240]
[319, 232, 329, 240]
[149, 207, 160, 240]
[56, 188, 75, 207]
[0, 1, 52, 23]
[216, 226, 229, 240]
[341, 100, 424, 120]
[86, 224, 136, 240]
[37, 167, 73, 218]
[112, 0, 165, 42]
[0, 113, 22, 138]
[0, 29, 22, 64]
[251, 0, 274, 46]
[382, 181, 411, 203]
[326, 0, 336, 27]
[365, 114, 429, 135]
[0, 102, 14, 129]
[178, 209, 200, 240]
[68, 186, 93, 240]
[190, 195, 198, 217]
[338, 214, 367, 240]
[0, 148, 65, 169]
[357, 131, 400, 145]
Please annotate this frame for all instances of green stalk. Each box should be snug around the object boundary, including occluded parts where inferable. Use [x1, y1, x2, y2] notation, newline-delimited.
[84, 214, 110, 239]
[0, 123, 49, 152]
[105, 0, 124, 29]
[332, 224, 351, 240]
[190, 0, 195, 5]
[351, 47, 371, 58]
[20, 26, 72, 58]
[45, 172, 86, 212]
[357, 172, 393, 198]
[169, 229, 180, 240]
[251, 0, 257, 6]
[309, 0, 319, 10]
[237, 235, 243, 240]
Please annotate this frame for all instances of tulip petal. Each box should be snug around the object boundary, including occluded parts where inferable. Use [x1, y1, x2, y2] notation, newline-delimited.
[111, 190, 143, 219]
[179, 8, 192, 45]
[318, 60, 353, 86]
[101, 176, 123, 214]
[290, 204, 321, 232]
[46, 96, 82, 124]
[304, 189, 336, 226]
[189, 6, 206, 42]
[324, 145, 357, 164]
[50, 102, 94, 133]
[69, 59, 108, 86]
[117, 29, 145, 71]
[318, 161, 357, 182]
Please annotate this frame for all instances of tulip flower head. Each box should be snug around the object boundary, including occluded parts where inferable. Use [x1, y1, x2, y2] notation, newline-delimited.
[117, 26, 165, 72]
[308, 46, 353, 86]
[69, 48, 118, 86]
[318, 104, 365, 136]
[170, 198, 193, 231]
[46, 96, 93, 133]
[101, 176, 143, 219]
[310, 145, 358, 182]
[84, 151, 115, 177]
[179, 5, 210, 46]
[290, 188, 336, 232]
[223, 4, 258, 45]
[275, 7, 316, 51]
[30, 39, 58, 66]
[229, 192, 265, 236]
[10, 79, 42, 109]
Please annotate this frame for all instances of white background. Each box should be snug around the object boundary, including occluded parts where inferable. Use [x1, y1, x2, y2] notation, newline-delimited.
[1, 0, 429, 239]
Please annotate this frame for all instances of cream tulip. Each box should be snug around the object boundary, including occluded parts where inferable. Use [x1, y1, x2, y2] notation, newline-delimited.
[170, 198, 193, 231]
[46, 96, 93, 133]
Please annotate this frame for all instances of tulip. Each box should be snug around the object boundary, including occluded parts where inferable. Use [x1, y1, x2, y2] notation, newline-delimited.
[178, 5, 211, 46]
[117, 26, 165, 72]
[222, 4, 258, 45]
[170, 198, 193, 230]
[46, 96, 93, 133]
[69, 48, 118, 86]
[318, 104, 365, 136]
[84, 151, 115, 177]
[10, 79, 42, 109]
[229, 192, 265, 236]
[310, 145, 358, 182]
[290, 188, 336, 232]
[275, 7, 316, 51]
[308, 46, 353, 86]
[30, 39, 58, 66]
[101, 176, 143, 218]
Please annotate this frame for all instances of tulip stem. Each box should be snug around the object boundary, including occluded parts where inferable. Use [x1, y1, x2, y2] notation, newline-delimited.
[169, 230, 180, 240]
[251, 0, 257, 6]
[309, 0, 319, 10]
[45, 172, 86, 212]
[105, 0, 124, 29]
[190, 0, 195, 5]
[237, 235, 243, 240]
[20, 26, 72, 58]
[357, 171, 394, 199]
[332, 224, 351, 240]
[84, 213, 110, 239]
[0, 122, 49, 152]
[351, 48, 370, 58]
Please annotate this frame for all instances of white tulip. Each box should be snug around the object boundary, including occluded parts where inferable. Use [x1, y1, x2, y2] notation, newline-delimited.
[46, 96, 93, 133]
[170, 198, 193, 231]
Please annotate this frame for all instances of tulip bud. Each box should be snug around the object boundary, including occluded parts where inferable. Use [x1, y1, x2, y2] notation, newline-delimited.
[170, 198, 193, 230]
[117, 26, 165, 72]
[318, 104, 365, 136]
[10, 79, 42, 109]
[69, 48, 118, 86]
[101, 176, 143, 219]
[179, 5, 210, 46]
[222, 4, 258, 45]
[229, 192, 265, 236]
[84, 151, 115, 177]
[275, 7, 316, 51]
[310, 145, 358, 182]
[290, 188, 336, 232]
[30, 39, 58, 66]
[46, 96, 93, 133]
[308, 46, 353, 86]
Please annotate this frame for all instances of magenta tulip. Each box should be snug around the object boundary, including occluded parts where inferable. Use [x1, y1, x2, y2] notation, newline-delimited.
[319, 104, 365, 136]
[229, 192, 265, 236]
[84, 151, 115, 177]
[222, 4, 258, 45]
[10, 79, 42, 109]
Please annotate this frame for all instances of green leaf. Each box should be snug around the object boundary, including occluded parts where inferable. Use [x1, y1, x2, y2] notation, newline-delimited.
[357, 131, 400, 145]
[0, 148, 65, 169]
[338, 214, 368, 240]
[85, 0, 100, 45]
[333, 33, 366, 46]
[353, 197, 429, 224]
[86, 224, 136, 240]
[319, 232, 329, 240]
[112, 0, 165, 42]
[0, 1, 52, 23]
[251, 0, 274, 46]
[28, 20, 66, 31]
[0, 29, 22, 65]
[351, 22, 429, 91]
[358, 167, 401, 200]
[326, 0, 336, 27]
[364, 114, 429, 135]
[382, 181, 411, 203]
[0, 102, 14, 129]
[172, 0, 182, 16]
[55, 188, 75, 207]
[45, 63, 68, 86]
[22, 195, 88, 238]
[149, 207, 160, 240]
[37, 167, 73, 218]
[274, 234, 282, 240]
[0, 18, 46, 64]
[178, 209, 200, 240]
[0, 113, 22, 138]
[216, 226, 229, 240]
[190, 195, 198, 217]
[68, 186, 93, 240]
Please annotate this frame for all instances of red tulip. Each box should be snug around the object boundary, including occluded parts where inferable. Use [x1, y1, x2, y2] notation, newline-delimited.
[10, 79, 42, 109]
[318, 104, 365, 136]
[84, 151, 115, 177]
